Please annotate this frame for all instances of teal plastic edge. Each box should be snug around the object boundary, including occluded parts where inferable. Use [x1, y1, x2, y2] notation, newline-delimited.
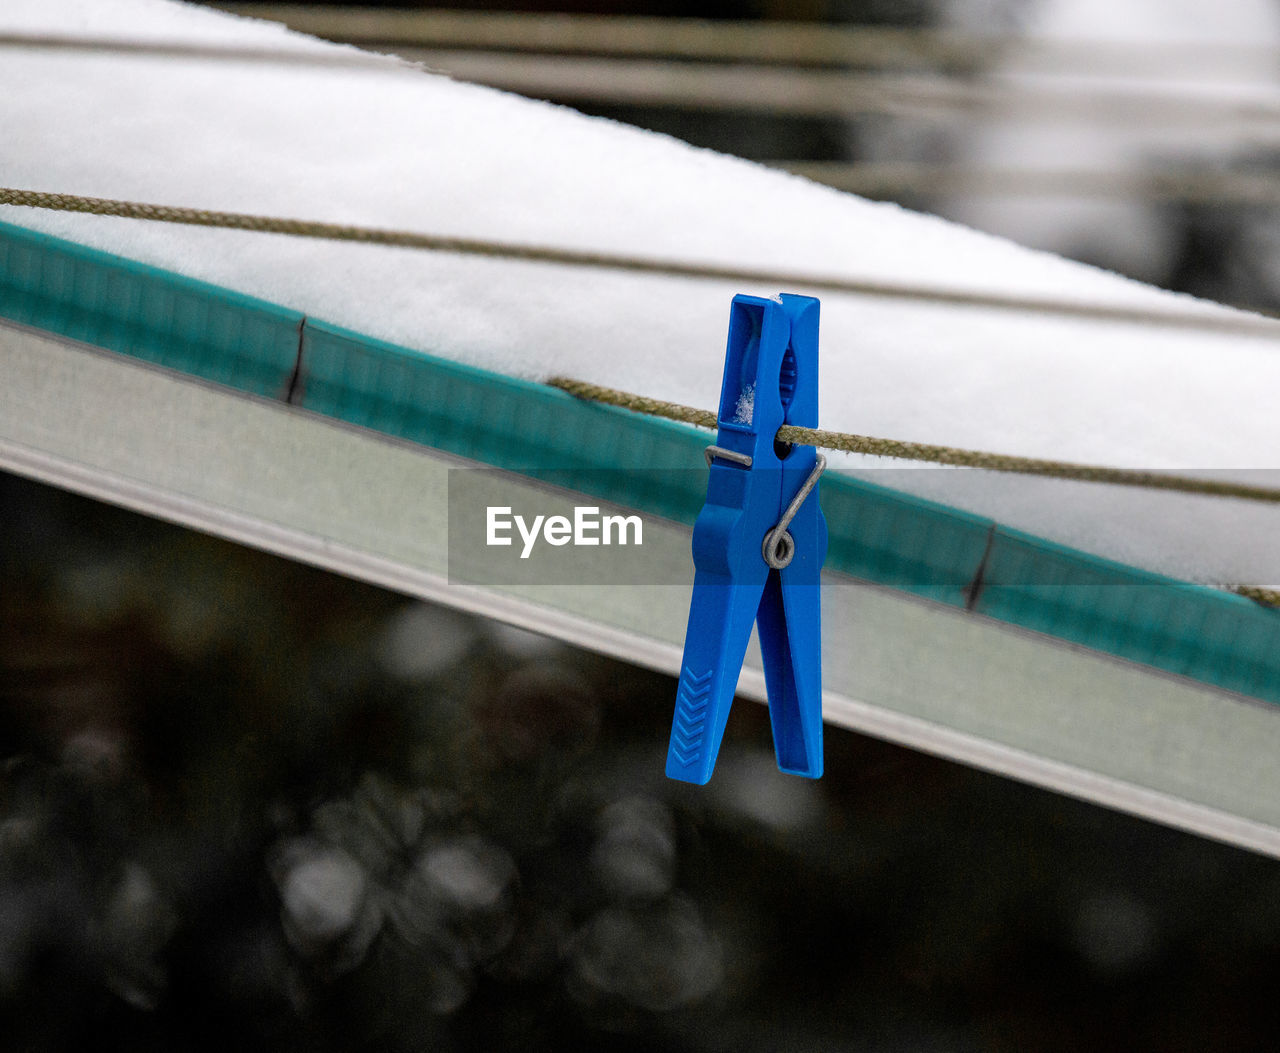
[0, 221, 301, 398]
[300, 318, 711, 525]
[2, 219, 1277, 704]
[977, 525, 1280, 701]
[299, 318, 995, 607]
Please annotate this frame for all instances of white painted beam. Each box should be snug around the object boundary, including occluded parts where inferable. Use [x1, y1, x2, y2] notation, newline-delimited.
[5, 317, 1280, 857]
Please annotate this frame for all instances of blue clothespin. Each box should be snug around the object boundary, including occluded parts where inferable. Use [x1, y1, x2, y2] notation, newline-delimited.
[666, 293, 828, 785]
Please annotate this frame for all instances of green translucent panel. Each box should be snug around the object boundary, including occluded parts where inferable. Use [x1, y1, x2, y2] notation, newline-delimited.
[976, 529, 1280, 702]
[2, 218, 1278, 706]
[298, 319, 710, 524]
[0, 220, 300, 397]
[821, 475, 993, 608]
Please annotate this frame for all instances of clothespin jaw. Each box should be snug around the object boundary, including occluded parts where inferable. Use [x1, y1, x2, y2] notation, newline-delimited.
[666, 294, 828, 785]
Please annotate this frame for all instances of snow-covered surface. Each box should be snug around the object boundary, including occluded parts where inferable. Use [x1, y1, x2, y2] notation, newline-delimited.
[3, 0, 1279, 586]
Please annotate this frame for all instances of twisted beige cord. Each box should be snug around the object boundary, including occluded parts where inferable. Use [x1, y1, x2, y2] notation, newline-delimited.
[547, 376, 1280, 506]
[3, 186, 1280, 337]
[1233, 585, 1280, 608]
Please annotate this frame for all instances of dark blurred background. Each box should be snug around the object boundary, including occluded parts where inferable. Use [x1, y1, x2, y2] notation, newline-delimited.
[7, 0, 1280, 1048]
[5, 463, 1280, 1052]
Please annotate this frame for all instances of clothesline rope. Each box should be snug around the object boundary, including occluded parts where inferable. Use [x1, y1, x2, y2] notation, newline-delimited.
[2, 186, 1278, 337]
[547, 376, 1280, 505]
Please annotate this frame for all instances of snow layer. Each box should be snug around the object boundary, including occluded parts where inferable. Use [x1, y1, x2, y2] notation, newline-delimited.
[2, 0, 1278, 585]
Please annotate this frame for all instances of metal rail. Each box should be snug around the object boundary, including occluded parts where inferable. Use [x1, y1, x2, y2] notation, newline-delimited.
[214, 6, 1280, 81]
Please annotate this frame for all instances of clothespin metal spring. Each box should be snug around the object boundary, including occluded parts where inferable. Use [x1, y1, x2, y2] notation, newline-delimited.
[703, 445, 753, 469]
[761, 453, 827, 570]
[703, 447, 827, 569]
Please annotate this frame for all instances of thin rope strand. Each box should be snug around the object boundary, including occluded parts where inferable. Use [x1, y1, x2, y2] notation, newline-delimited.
[2, 187, 1278, 338]
[546, 376, 1280, 506]
[1233, 585, 1280, 608]
[0, 33, 398, 69]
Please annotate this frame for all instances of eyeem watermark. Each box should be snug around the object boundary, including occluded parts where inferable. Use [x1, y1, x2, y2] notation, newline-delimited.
[487, 506, 643, 559]
[448, 471, 664, 585]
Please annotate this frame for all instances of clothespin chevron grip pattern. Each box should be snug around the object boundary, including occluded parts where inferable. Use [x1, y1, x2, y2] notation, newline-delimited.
[666, 294, 829, 785]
